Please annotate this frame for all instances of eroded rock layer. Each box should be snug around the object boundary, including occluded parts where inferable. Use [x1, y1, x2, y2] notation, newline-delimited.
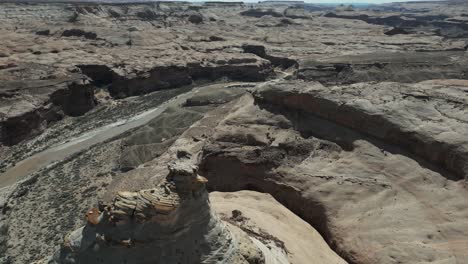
[253, 80, 468, 180]
[0, 76, 96, 146]
[51, 160, 265, 264]
[0, 1, 468, 264]
[199, 81, 468, 264]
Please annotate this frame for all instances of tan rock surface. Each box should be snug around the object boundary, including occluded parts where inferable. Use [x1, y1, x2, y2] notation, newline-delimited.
[51, 160, 266, 264]
[211, 190, 347, 264]
[0, 1, 468, 264]
[200, 83, 468, 264]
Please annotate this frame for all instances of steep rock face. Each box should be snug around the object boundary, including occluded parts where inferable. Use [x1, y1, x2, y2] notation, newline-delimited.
[210, 191, 347, 264]
[77, 65, 116, 87]
[242, 44, 298, 69]
[51, 160, 265, 264]
[187, 58, 272, 82]
[240, 9, 283, 18]
[0, 77, 96, 146]
[61, 29, 97, 40]
[188, 13, 203, 24]
[200, 88, 468, 264]
[242, 44, 267, 58]
[0, 106, 59, 147]
[297, 51, 468, 84]
[253, 80, 468, 180]
[199, 86, 468, 264]
[283, 7, 311, 19]
[91, 95, 342, 264]
[108, 65, 192, 99]
[384, 27, 409, 35]
[79, 56, 271, 99]
[324, 11, 468, 38]
[51, 81, 96, 116]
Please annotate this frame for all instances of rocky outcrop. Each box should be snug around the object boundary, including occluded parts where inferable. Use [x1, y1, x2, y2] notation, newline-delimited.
[324, 12, 422, 27]
[108, 65, 192, 99]
[80, 57, 272, 99]
[135, 9, 162, 21]
[384, 27, 409, 35]
[211, 191, 347, 264]
[240, 9, 283, 18]
[77, 64, 116, 87]
[61, 29, 97, 40]
[283, 7, 310, 19]
[253, 80, 468, 180]
[188, 58, 272, 83]
[51, 81, 96, 116]
[2, 1, 468, 264]
[51, 159, 265, 264]
[297, 51, 468, 84]
[242, 44, 297, 69]
[199, 83, 468, 264]
[324, 11, 468, 38]
[0, 107, 60, 146]
[0, 77, 96, 146]
[36, 29, 50, 36]
[188, 13, 203, 24]
[242, 44, 267, 58]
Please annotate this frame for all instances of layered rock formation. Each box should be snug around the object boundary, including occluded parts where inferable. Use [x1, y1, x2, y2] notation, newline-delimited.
[0, 76, 96, 146]
[297, 51, 468, 85]
[0, 0, 465, 143]
[211, 190, 347, 264]
[51, 160, 265, 264]
[103, 57, 271, 99]
[253, 80, 468, 180]
[1, 1, 468, 264]
[199, 80, 468, 264]
[324, 2, 468, 38]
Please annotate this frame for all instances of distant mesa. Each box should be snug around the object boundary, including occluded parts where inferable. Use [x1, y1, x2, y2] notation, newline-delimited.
[203, 1, 245, 7]
[258, 0, 305, 6]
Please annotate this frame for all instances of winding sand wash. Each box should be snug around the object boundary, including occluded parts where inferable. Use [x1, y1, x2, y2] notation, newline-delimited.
[0, 83, 239, 188]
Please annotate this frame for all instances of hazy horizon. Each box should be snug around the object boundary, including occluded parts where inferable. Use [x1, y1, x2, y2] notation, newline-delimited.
[193, 0, 439, 3]
[302, 0, 435, 3]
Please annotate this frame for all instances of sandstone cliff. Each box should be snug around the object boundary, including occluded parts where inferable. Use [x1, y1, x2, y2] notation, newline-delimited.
[51, 159, 265, 264]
